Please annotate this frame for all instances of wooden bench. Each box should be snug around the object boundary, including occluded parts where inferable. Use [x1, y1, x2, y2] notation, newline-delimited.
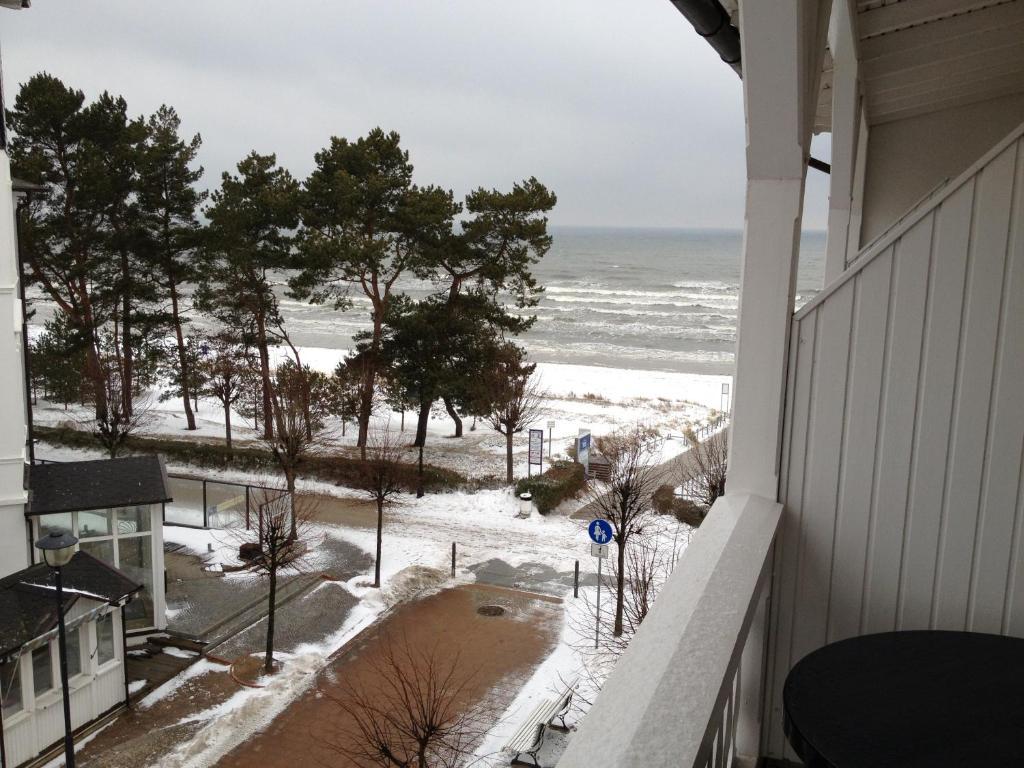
[502, 677, 578, 766]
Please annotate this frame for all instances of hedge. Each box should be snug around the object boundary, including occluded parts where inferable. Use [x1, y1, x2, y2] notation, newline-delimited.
[652, 483, 707, 527]
[514, 460, 586, 515]
[35, 425, 467, 493]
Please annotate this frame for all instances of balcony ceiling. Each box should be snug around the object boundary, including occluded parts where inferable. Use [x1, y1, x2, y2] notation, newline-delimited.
[856, 0, 1024, 125]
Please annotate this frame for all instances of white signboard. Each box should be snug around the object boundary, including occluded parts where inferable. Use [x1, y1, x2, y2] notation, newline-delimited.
[591, 543, 609, 559]
[528, 429, 544, 467]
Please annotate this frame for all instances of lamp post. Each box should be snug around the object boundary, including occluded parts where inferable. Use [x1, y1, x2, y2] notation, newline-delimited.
[35, 530, 79, 768]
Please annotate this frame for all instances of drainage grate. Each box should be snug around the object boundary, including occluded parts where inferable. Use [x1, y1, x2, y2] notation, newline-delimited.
[477, 605, 506, 617]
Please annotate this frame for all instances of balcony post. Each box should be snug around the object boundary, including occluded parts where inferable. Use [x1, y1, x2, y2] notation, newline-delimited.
[728, 1, 832, 762]
[824, 0, 862, 281]
[728, 0, 830, 501]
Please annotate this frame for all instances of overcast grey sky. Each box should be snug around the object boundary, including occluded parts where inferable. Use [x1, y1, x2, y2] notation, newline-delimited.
[1, 0, 830, 229]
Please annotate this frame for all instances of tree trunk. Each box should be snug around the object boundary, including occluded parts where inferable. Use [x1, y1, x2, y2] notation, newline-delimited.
[265, 565, 277, 674]
[505, 430, 514, 484]
[84, 342, 108, 422]
[356, 370, 373, 459]
[223, 401, 233, 451]
[120, 248, 134, 418]
[614, 538, 626, 637]
[413, 400, 431, 448]
[287, 471, 297, 541]
[169, 283, 196, 430]
[417, 444, 425, 499]
[255, 313, 274, 440]
[443, 396, 463, 437]
[374, 498, 383, 588]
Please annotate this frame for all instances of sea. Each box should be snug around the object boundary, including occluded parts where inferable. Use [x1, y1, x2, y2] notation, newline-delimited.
[279, 226, 827, 377]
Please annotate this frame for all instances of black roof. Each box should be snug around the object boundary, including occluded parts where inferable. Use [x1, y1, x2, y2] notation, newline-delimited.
[0, 551, 141, 659]
[27, 455, 172, 516]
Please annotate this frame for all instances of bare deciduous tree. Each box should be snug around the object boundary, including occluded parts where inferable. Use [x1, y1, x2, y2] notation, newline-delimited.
[572, 522, 686, 694]
[87, 362, 153, 458]
[198, 335, 256, 452]
[265, 358, 330, 539]
[353, 426, 406, 588]
[481, 348, 546, 484]
[324, 634, 492, 768]
[228, 486, 317, 674]
[588, 424, 663, 637]
[678, 426, 728, 511]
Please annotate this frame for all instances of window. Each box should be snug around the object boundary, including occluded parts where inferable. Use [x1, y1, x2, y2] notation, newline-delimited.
[79, 538, 115, 566]
[116, 506, 150, 534]
[0, 658, 21, 718]
[35, 506, 159, 632]
[96, 614, 115, 665]
[120, 536, 154, 630]
[39, 513, 73, 538]
[65, 626, 82, 678]
[32, 645, 53, 696]
[77, 509, 112, 538]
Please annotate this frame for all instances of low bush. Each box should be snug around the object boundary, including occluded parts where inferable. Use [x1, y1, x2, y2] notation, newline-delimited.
[515, 460, 586, 515]
[35, 425, 466, 493]
[653, 483, 708, 527]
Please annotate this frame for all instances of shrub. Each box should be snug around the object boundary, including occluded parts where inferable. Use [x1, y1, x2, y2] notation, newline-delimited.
[653, 483, 708, 527]
[514, 460, 586, 515]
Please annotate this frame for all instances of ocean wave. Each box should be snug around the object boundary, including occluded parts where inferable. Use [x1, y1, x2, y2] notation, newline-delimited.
[546, 284, 738, 301]
[545, 295, 737, 311]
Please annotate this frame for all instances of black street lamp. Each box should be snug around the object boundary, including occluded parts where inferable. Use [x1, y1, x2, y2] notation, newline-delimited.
[35, 530, 79, 768]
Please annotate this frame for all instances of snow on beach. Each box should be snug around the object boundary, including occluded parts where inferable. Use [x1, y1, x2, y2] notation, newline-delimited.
[33, 343, 729, 482]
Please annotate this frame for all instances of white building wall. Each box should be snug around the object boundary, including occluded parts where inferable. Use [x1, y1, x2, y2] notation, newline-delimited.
[861, 93, 1024, 244]
[0, 148, 29, 578]
[763, 123, 1024, 759]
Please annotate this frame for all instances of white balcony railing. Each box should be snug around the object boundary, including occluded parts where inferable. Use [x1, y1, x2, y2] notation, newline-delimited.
[557, 493, 782, 768]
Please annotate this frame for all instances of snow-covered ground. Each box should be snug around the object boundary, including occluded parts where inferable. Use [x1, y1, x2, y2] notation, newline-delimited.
[33, 343, 728, 480]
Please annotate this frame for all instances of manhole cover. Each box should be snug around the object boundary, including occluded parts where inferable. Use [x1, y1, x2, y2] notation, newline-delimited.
[477, 605, 506, 617]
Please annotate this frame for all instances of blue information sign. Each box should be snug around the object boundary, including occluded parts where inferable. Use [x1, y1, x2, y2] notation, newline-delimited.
[588, 519, 613, 545]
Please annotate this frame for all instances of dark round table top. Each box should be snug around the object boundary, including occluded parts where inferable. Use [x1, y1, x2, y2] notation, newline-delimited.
[783, 631, 1024, 767]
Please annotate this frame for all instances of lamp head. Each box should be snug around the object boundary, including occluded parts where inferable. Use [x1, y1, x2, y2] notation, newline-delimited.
[35, 530, 78, 568]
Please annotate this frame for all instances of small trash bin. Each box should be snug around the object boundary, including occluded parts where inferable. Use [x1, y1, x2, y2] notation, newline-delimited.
[518, 492, 533, 517]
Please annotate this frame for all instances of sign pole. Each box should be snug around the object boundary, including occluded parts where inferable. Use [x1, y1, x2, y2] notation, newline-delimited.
[595, 556, 602, 649]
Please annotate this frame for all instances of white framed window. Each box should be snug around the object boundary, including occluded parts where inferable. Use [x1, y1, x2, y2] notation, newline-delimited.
[95, 613, 115, 667]
[0, 657, 22, 719]
[35, 506, 156, 631]
[31, 645, 53, 697]
[63, 625, 83, 679]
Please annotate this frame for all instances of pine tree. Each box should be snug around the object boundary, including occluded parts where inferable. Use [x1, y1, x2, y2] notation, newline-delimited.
[80, 91, 155, 418]
[196, 152, 299, 440]
[291, 129, 457, 457]
[137, 105, 205, 430]
[8, 74, 111, 417]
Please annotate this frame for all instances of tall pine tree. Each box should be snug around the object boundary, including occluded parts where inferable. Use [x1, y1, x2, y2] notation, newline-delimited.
[137, 105, 205, 430]
[291, 129, 457, 457]
[196, 152, 299, 440]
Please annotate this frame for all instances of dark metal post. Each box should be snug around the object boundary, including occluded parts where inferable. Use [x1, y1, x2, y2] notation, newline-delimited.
[202, 480, 208, 528]
[245, 486, 251, 530]
[451, 542, 456, 579]
[574, 560, 579, 598]
[55, 567, 76, 768]
[121, 605, 130, 708]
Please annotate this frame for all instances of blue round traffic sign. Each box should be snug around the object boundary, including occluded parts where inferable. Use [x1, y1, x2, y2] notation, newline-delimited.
[588, 519, 613, 545]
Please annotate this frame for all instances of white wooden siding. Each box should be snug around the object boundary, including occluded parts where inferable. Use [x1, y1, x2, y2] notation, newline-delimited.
[763, 123, 1024, 759]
